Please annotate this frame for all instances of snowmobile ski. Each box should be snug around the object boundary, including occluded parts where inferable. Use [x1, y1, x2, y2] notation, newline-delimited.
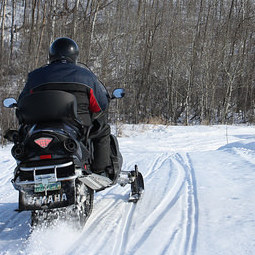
[118, 165, 144, 203]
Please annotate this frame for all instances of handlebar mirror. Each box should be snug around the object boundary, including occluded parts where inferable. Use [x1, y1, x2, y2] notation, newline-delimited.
[3, 98, 18, 108]
[112, 88, 125, 99]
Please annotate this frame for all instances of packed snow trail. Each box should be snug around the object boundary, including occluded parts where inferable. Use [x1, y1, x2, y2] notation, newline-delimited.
[0, 125, 255, 255]
[65, 152, 198, 255]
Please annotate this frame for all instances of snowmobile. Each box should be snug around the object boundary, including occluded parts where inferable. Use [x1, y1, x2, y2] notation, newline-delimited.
[3, 85, 144, 228]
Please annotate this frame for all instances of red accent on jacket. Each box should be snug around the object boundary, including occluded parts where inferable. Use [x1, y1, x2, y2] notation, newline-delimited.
[89, 88, 101, 113]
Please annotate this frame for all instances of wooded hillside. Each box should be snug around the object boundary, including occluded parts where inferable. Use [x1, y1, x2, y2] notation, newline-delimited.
[1, 0, 255, 132]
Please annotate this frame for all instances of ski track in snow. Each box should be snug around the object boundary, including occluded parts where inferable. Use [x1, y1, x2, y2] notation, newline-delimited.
[175, 153, 199, 255]
[66, 151, 199, 255]
[125, 152, 199, 255]
[1, 125, 255, 254]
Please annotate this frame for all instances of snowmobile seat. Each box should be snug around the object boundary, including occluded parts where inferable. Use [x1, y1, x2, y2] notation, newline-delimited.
[16, 90, 78, 125]
[32, 83, 92, 126]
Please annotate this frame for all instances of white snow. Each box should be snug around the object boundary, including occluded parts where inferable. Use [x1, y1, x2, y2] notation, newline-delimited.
[0, 124, 255, 255]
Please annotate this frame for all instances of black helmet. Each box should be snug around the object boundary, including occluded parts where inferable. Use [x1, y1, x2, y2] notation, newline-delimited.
[49, 37, 79, 63]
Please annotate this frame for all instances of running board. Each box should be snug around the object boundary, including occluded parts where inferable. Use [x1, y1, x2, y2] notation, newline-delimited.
[78, 173, 113, 191]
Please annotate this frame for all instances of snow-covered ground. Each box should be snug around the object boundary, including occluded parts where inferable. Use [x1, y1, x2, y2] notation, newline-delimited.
[1, 124, 255, 255]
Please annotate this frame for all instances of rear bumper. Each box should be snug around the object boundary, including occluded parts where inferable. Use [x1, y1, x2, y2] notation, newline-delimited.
[12, 161, 80, 211]
[18, 179, 76, 211]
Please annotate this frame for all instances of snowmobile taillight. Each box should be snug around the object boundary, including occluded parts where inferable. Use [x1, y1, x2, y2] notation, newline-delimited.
[40, 154, 52, 159]
[34, 137, 53, 149]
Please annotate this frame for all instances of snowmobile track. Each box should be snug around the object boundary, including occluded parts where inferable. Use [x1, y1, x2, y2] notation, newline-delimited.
[175, 153, 199, 255]
[112, 203, 136, 255]
[111, 152, 199, 255]
[127, 155, 187, 254]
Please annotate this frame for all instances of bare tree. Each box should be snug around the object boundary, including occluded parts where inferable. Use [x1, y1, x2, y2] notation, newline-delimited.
[1, 0, 255, 133]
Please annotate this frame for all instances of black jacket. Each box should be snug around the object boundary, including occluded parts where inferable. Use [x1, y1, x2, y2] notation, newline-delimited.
[19, 61, 109, 113]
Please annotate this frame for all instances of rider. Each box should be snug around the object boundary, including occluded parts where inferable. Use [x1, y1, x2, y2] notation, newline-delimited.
[18, 37, 113, 177]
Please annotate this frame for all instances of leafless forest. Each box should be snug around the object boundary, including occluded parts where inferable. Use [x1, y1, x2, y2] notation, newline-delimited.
[0, 0, 255, 135]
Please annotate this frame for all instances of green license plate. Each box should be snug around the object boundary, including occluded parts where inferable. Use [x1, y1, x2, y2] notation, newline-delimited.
[34, 182, 61, 193]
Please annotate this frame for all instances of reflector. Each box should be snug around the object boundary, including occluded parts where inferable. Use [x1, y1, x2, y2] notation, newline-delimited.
[34, 137, 53, 148]
[40, 154, 52, 159]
